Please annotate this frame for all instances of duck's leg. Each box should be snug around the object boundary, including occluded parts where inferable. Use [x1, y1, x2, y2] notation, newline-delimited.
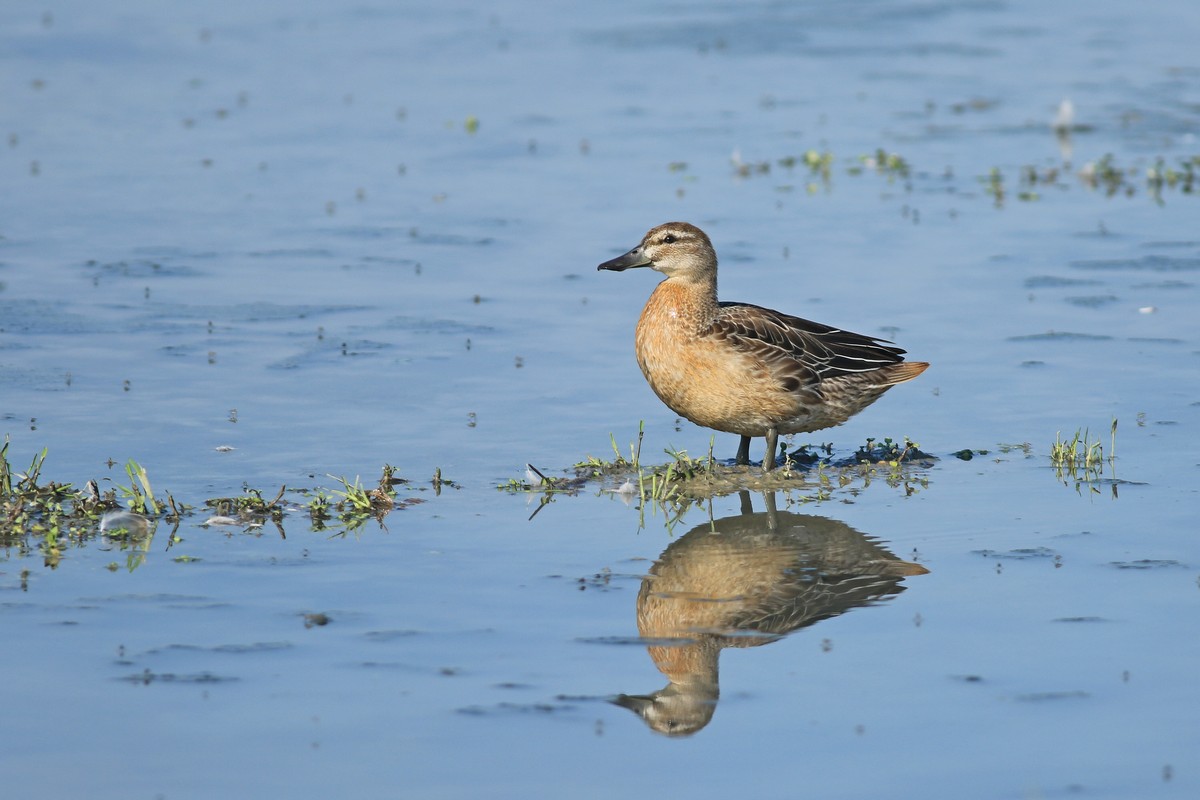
[763, 427, 778, 472]
[735, 435, 751, 466]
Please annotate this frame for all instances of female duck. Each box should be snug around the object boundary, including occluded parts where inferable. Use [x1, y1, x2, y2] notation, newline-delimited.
[598, 222, 927, 471]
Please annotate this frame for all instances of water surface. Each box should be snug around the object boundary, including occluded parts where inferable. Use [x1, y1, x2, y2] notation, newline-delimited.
[2, 0, 1198, 797]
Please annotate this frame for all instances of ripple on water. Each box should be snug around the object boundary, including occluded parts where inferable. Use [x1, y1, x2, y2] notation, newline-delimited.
[1109, 559, 1189, 570]
[1023, 275, 1104, 288]
[1006, 331, 1113, 342]
[1013, 690, 1090, 703]
[1063, 295, 1120, 308]
[1071, 255, 1200, 272]
[116, 670, 238, 685]
[140, 642, 295, 656]
[82, 259, 204, 279]
[972, 547, 1059, 560]
[0, 300, 110, 335]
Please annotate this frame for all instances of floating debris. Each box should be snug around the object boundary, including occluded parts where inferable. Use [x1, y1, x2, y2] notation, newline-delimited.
[99, 510, 150, 537]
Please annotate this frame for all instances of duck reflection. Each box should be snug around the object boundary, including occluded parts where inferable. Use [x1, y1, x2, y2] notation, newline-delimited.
[613, 492, 928, 736]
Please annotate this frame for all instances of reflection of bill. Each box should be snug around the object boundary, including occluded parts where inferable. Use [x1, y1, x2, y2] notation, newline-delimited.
[613, 492, 928, 737]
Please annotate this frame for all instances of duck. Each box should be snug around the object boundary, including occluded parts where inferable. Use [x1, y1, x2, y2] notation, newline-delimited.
[598, 222, 928, 471]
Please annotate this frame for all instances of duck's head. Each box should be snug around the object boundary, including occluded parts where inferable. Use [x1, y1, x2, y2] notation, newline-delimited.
[598, 222, 716, 280]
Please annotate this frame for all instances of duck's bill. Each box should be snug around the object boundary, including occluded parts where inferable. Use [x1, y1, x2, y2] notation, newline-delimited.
[597, 247, 652, 271]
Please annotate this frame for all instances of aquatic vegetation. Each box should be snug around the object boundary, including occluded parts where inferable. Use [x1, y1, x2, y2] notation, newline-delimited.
[734, 140, 1197, 205]
[739, 146, 908, 189]
[0, 443, 432, 559]
[981, 167, 1006, 206]
[1, 438, 123, 566]
[431, 467, 459, 495]
[731, 150, 772, 178]
[1049, 419, 1120, 494]
[498, 464, 593, 520]
[853, 436, 926, 466]
[575, 421, 645, 474]
[1068, 154, 1198, 201]
[115, 459, 164, 516]
[1051, 428, 1103, 468]
[856, 148, 911, 180]
[508, 446, 719, 527]
[1146, 156, 1198, 202]
[803, 148, 835, 179]
[314, 465, 422, 534]
[1078, 154, 1135, 197]
[982, 154, 1198, 206]
[204, 486, 288, 535]
[327, 474, 379, 514]
[501, 425, 932, 519]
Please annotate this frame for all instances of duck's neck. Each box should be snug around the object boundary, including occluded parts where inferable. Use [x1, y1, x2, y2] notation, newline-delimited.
[643, 275, 719, 335]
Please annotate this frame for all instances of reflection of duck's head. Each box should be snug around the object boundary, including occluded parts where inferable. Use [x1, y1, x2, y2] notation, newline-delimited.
[612, 645, 719, 737]
[614, 493, 928, 736]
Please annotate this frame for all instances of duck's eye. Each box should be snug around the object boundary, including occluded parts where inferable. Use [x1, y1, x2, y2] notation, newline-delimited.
[662, 234, 676, 244]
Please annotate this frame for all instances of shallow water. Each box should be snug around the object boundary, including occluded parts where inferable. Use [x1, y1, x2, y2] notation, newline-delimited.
[2, 0, 1199, 797]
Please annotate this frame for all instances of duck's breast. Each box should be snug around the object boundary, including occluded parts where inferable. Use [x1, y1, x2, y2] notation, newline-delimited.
[634, 284, 800, 434]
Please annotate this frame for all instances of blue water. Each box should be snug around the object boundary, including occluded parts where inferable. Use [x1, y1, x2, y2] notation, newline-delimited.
[2, 1, 1198, 797]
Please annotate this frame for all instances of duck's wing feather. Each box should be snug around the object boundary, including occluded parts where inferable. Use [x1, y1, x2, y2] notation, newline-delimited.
[710, 302, 907, 390]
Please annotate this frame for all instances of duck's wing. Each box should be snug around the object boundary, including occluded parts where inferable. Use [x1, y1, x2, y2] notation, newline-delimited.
[710, 302, 907, 390]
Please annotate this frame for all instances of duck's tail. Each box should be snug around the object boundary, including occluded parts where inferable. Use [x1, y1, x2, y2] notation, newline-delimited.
[880, 361, 929, 386]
